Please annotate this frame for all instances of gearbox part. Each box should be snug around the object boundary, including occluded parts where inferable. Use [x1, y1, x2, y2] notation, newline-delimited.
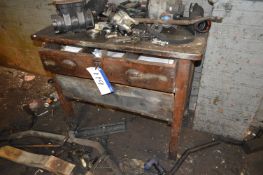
[51, 0, 94, 33]
[189, 3, 211, 33]
[148, 0, 184, 19]
[111, 10, 139, 33]
[86, 0, 108, 16]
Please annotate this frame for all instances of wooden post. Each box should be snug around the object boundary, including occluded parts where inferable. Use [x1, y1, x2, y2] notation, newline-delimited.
[54, 77, 74, 117]
[169, 59, 194, 159]
[0, 146, 75, 175]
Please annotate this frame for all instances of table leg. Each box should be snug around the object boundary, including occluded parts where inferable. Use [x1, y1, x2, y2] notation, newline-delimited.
[169, 59, 194, 159]
[54, 80, 74, 117]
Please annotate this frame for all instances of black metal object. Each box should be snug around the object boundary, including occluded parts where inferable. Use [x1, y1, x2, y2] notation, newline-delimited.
[189, 3, 211, 33]
[86, 0, 108, 16]
[168, 140, 220, 175]
[75, 121, 127, 138]
[51, 0, 95, 33]
[7, 130, 122, 175]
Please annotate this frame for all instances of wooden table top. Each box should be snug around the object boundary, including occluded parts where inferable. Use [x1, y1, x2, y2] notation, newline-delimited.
[32, 26, 208, 61]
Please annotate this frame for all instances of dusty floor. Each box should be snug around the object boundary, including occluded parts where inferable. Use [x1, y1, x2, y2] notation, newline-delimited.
[0, 66, 262, 175]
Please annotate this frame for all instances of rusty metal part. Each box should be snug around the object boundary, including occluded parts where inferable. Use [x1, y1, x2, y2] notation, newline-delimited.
[134, 16, 223, 25]
[8, 130, 122, 175]
[111, 10, 139, 33]
[148, 0, 184, 19]
[9, 130, 105, 154]
[14, 144, 61, 148]
[75, 121, 127, 138]
[0, 146, 75, 175]
[53, 0, 82, 5]
[51, 0, 94, 33]
[189, 3, 211, 33]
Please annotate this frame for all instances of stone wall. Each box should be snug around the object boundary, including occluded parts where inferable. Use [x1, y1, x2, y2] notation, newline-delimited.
[194, 0, 263, 140]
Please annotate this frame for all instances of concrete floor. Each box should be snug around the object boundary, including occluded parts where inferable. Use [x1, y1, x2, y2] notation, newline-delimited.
[0, 66, 262, 175]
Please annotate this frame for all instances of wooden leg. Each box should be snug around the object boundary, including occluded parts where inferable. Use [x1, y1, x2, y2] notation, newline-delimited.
[169, 59, 194, 159]
[54, 80, 74, 117]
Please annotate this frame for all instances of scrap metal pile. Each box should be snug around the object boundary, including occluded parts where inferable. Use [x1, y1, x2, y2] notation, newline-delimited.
[51, 0, 222, 45]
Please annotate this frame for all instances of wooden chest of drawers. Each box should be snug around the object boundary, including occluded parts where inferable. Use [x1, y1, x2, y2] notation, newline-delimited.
[32, 26, 207, 158]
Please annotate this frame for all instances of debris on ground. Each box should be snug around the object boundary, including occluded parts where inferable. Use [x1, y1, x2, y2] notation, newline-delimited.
[24, 74, 36, 82]
[119, 158, 145, 175]
[0, 67, 262, 175]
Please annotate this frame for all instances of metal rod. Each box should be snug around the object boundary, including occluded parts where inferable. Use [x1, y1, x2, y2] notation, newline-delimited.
[8, 130, 122, 175]
[9, 130, 105, 155]
[13, 144, 61, 148]
[168, 141, 220, 175]
[135, 16, 223, 25]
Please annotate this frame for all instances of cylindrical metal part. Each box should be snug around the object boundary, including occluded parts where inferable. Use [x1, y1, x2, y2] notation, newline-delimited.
[189, 3, 211, 33]
[51, 0, 94, 33]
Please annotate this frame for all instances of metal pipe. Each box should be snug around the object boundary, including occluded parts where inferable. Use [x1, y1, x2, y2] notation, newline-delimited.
[9, 130, 105, 155]
[168, 141, 220, 175]
[8, 130, 122, 175]
[134, 16, 223, 25]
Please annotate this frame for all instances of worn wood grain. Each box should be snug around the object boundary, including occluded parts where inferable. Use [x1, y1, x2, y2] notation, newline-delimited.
[55, 75, 174, 122]
[169, 59, 193, 158]
[32, 26, 207, 60]
[40, 48, 176, 93]
[0, 146, 75, 175]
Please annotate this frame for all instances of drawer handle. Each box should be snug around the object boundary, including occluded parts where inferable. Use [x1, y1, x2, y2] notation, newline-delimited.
[126, 69, 142, 78]
[43, 59, 56, 66]
[126, 69, 168, 82]
[61, 59, 77, 70]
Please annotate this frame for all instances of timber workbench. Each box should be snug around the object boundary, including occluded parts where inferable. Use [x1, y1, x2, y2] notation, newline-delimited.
[32, 26, 207, 158]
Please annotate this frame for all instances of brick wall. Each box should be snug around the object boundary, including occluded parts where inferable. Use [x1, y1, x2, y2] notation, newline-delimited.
[194, 0, 263, 140]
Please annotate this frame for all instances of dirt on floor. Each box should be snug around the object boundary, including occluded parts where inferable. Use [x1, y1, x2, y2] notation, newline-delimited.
[0, 66, 262, 175]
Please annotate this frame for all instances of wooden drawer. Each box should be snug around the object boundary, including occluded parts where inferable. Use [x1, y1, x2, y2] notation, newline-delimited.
[39, 46, 177, 93]
[56, 75, 174, 122]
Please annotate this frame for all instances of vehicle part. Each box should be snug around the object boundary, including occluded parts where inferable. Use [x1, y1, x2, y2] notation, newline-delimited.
[86, 0, 108, 16]
[149, 25, 195, 44]
[8, 130, 105, 154]
[51, 0, 94, 33]
[111, 10, 139, 33]
[148, 0, 184, 19]
[7, 130, 122, 175]
[75, 121, 127, 138]
[134, 16, 222, 26]
[189, 3, 211, 33]
[0, 146, 75, 175]
[118, 0, 148, 18]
